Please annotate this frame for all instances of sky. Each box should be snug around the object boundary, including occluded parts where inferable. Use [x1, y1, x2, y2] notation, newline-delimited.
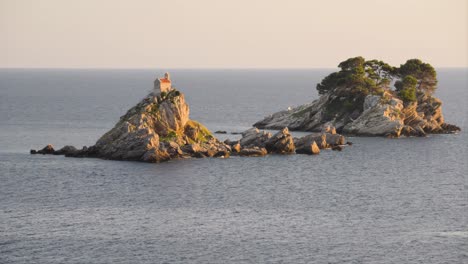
[1, 0, 467, 68]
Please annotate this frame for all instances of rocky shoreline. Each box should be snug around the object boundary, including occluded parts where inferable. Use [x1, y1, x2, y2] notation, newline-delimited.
[31, 127, 349, 162]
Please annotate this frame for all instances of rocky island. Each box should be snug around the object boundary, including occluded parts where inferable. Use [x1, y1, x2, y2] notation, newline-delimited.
[31, 73, 348, 162]
[254, 57, 460, 137]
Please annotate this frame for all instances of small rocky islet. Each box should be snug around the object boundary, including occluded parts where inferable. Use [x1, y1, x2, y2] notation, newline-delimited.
[255, 57, 460, 137]
[31, 72, 347, 162]
[31, 57, 460, 163]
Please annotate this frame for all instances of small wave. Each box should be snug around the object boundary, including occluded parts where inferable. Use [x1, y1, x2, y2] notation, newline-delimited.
[434, 231, 468, 237]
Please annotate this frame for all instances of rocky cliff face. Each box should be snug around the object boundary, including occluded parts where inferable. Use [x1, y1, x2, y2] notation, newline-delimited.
[90, 90, 191, 162]
[254, 91, 460, 137]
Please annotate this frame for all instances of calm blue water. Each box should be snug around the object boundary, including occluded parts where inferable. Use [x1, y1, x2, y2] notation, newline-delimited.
[1, 69, 467, 263]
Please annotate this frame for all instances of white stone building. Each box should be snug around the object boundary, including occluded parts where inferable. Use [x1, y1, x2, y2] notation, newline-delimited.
[154, 72, 172, 93]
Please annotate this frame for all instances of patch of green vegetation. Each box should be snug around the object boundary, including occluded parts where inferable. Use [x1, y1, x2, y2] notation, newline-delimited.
[316, 56, 437, 103]
[149, 103, 159, 115]
[343, 99, 355, 110]
[160, 130, 178, 142]
[396, 76, 417, 103]
[399, 87, 416, 103]
[184, 120, 213, 143]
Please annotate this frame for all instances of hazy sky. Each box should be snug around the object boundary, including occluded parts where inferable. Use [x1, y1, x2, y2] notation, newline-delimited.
[1, 0, 467, 68]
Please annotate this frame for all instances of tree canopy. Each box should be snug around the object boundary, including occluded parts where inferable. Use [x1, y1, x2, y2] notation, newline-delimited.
[398, 59, 437, 93]
[316, 57, 437, 101]
[395, 75, 418, 102]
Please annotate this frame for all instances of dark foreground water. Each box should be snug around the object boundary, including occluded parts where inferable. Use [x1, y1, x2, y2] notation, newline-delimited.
[1, 69, 467, 263]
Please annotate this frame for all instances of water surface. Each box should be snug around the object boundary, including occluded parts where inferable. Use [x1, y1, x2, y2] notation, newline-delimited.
[1, 69, 467, 263]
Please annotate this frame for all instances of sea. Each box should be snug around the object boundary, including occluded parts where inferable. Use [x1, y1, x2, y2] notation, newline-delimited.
[1, 69, 467, 263]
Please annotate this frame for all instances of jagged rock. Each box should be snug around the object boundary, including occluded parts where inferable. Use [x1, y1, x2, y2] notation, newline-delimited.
[54, 145, 78, 155]
[414, 125, 427, 137]
[321, 122, 337, 134]
[401, 125, 414, 137]
[31, 144, 55, 155]
[239, 128, 271, 148]
[164, 141, 183, 157]
[215, 130, 227, 134]
[232, 143, 241, 153]
[325, 133, 346, 146]
[296, 141, 320, 155]
[181, 143, 202, 154]
[239, 147, 268, 157]
[294, 134, 327, 149]
[342, 95, 404, 137]
[205, 148, 217, 157]
[214, 150, 230, 158]
[141, 148, 171, 162]
[440, 123, 460, 133]
[264, 127, 295, 154]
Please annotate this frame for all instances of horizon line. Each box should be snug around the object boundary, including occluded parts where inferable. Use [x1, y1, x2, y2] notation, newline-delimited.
[1, 66, 467, 70]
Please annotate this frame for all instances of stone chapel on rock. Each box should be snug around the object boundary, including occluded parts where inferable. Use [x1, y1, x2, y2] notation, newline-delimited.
[154, 72, 172, 93]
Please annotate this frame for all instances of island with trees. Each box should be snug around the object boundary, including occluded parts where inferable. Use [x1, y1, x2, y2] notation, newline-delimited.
[254, 57, 460, 137]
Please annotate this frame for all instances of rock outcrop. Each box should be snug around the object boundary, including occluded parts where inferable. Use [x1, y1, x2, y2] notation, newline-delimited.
[31, 78, 231, 162]
[293, 131, 345, 153]
[255, 90, 460, 138]
[30, 144, 55, 155]
[342, 94, 405, 136]
[264, 128, 295, 154]
[295, 139, 320, 155]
